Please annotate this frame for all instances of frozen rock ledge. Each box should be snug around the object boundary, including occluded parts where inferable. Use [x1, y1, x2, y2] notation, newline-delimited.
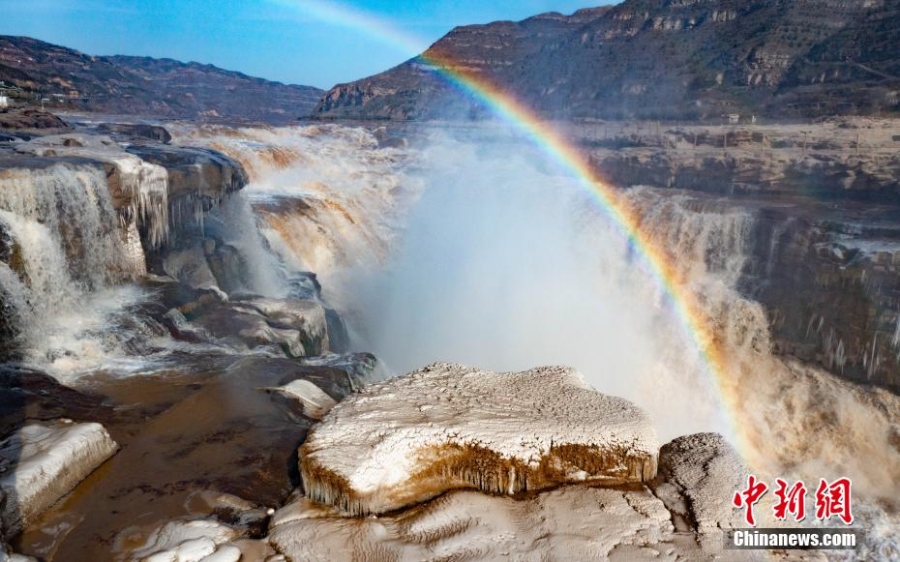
[0, 421, 118, 536]
[300, 363, 658, 515]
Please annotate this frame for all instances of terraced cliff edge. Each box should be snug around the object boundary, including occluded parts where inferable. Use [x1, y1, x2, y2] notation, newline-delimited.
[315, 0, 900, 121]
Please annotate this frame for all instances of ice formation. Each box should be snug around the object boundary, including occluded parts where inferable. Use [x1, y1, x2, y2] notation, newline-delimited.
[267, 485, 743, 562]
[265, 379, 337, 420]
[0, 421, 118, 535]
[300, 363, 658, 515]
[128, 519, 239, 562]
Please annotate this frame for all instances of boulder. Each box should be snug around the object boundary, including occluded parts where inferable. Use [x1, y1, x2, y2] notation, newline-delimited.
[187, 304, 307, 358]
[0, 421, 118, 536]
[652, 433, 747, 536]
[300, 363, 658, 515]
[126, 144, 247, 204]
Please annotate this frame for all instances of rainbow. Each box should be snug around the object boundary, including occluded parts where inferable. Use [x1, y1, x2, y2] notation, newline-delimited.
[270, 0, 750, 461]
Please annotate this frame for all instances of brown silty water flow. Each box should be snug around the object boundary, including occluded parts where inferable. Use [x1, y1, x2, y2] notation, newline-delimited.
[12, 354, 355, 561]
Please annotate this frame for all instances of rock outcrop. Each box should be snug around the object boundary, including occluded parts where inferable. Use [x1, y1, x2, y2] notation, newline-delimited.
[300, 363, 658, 515]
[271, 429, 757, 561]
[573, 119, 900, 392]
[0, 109, 70, 137]
[0, 36, 323, 123]
[269, 486, 704, 562]
[0, 421, 118, 536]
[315, 0, 900, 121]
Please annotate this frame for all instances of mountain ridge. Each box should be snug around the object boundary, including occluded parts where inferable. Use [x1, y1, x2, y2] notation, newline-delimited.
[0, 35, 323, 123]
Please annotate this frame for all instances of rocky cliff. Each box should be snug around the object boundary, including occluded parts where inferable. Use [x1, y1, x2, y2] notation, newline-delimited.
[315, 0, 900, 121]
[0, 36, 323, 123]
[586, 117, 900, 391]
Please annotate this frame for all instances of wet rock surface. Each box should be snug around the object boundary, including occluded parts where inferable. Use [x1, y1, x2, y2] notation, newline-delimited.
[12, 355, 372, 561]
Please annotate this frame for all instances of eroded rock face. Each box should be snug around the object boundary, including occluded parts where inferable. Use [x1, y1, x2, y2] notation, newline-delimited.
[0, 421, 118, 536]
[126, 144, 247, 204]
[300, 363, 658, 515]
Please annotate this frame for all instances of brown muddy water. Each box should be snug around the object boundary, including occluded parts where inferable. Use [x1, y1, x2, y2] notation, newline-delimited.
[10, 354, 355, 561]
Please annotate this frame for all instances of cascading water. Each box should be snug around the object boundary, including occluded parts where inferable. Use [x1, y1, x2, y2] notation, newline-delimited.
[0, 164, 159, 375]
[202, 126, 899, 557]
[3, 123, 897, 557]
[175, 124, 419, 310]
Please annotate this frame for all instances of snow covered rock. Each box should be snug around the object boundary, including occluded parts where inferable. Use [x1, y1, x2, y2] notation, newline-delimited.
[653, 433, 746, 537]
[268, 486, 697, 562]
[0, 421, 118, 536]
[300, 363, 658, 515]
[129, 519, 239, 562]
[263, 380, 338, 420]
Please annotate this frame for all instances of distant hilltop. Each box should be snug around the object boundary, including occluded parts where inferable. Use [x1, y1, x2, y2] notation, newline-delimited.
[0, 36, 323, 123]
[314, 0, 900, 121]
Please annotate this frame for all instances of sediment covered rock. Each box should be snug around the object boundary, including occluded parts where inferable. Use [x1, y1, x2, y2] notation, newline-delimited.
[0, 421, 118, 536]
[300, 363, 658, 515]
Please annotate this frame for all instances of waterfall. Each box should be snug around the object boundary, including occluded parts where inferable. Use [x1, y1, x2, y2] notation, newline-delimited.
[0, 164, 155, 375]
[176, 124, 419, 308]
[227, 129, 894, 554]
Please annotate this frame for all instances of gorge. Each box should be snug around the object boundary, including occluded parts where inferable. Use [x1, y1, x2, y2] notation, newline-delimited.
[1, 0, 900, 560]
[0, 114, 897, 560]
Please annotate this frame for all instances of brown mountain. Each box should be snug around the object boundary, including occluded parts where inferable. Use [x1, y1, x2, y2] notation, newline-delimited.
[0, 36, 322, 123]
[314, 0, 900, 121]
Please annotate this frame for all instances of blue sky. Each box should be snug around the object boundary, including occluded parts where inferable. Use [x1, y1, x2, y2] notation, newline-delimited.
[0, 0, 612, 89]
